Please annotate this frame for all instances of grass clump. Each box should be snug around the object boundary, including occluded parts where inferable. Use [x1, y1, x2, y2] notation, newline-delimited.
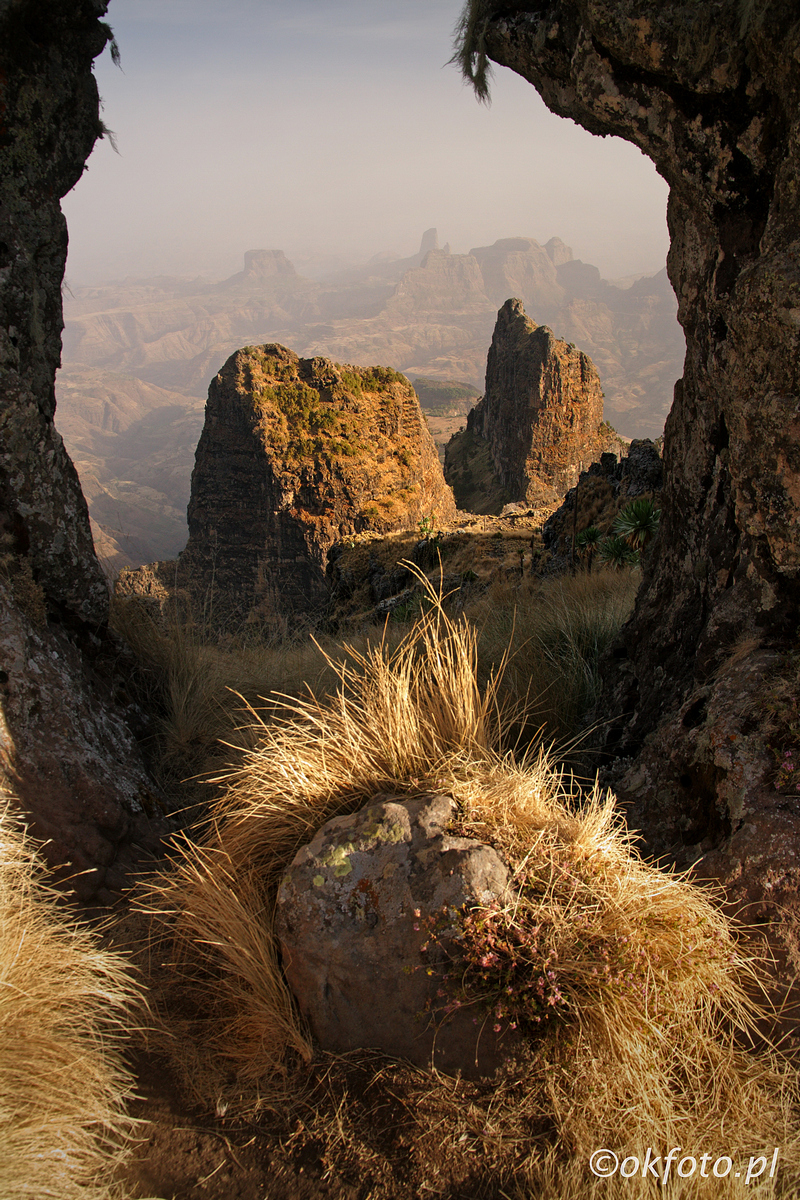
[471, 566, 639, 748]
[0, 802, 145, 1200]
[137, 583, 799, 1195]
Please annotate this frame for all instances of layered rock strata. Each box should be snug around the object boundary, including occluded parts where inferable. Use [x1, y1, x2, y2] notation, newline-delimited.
[450, 297, 605, 507]
[461, 2, 800, 972]
[0, 0, 165, 897]
[182, 345, 456, 622]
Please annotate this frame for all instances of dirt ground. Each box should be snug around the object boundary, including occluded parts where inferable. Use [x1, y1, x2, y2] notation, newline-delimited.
[110, 904, 534, 1200]
[120, 1041, 529, 1200]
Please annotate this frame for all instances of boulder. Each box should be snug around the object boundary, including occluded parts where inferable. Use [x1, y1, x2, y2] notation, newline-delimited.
[275, 793, 519, 1077]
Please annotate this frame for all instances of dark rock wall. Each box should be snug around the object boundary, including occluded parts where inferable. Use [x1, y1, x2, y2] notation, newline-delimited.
[0, 0, 109, 625]
[468, 0, 800, 745]
[466, 297, 605, 504]
[0, 1, 166, 898]
[463, 1, 800, 977]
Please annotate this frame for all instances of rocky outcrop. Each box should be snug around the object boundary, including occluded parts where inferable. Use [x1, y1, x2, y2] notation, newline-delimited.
[221, 248, 299, 288]
[276, 792, 517, 1077]
[57, 239, 683, 569]
[0, 0, 167, 898]
[1, 0, 109, 625]
[460, 2, 800, 970]
[0, 583, 163, 901]
[541, 438, 663, 557]
[181, 345, 456, 622]
[453, 298, 606, 507]
[243, 249, 296, 279]
[469, 238, 565, 312]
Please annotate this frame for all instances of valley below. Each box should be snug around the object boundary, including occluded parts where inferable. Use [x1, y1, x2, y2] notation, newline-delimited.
[56, 231, 683, 571]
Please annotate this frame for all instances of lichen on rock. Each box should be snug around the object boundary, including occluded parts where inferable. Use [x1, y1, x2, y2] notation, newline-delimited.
[275, 792, 515, 1077]
[181, 344, 456, 623]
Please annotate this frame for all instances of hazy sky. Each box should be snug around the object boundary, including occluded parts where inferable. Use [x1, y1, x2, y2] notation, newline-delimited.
[63, 0, 671, 285]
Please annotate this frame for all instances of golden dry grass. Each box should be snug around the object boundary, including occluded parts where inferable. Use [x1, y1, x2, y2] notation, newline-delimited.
[0, 801, 148, 1200]
[470, 565, 639, 747]
[110, 591, 410, 793]
[111, 554, 636, 799]
[137, 584, 800, 1196]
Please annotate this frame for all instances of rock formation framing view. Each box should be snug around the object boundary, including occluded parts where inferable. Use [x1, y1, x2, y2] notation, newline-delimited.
[3, 1, 800, 1197]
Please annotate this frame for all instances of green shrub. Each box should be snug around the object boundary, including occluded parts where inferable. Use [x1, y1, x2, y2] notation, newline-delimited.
[597, 535, 639, 568]
[611, 498, 660, 549]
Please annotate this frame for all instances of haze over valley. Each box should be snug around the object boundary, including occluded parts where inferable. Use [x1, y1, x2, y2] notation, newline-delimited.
[56, 229, 683, 571]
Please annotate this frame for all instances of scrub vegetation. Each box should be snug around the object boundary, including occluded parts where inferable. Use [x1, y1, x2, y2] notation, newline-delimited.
[0, 804, 145, 1200]
[127, 580, 800, 1197]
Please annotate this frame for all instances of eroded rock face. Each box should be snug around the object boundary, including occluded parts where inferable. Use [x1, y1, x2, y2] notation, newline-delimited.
[541, 438, 663, 557]
[466, 2, 800, 977]
[275, 793, 518, 1077]
[182, 345, 456, 622]
[0, 0, 167, 897]
[0, 0, 110, 626]
[0, 585, 163, 901]
[460, 298, 605, 505]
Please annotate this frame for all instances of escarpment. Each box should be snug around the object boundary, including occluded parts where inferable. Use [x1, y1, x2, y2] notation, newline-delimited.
[447, 298, 606, 511]
[181, 345, 456, 621]
[461, 1, 800, 938]
[0, 0, 165, 898]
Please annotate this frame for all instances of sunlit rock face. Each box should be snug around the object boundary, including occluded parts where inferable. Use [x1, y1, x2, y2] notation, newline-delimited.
[467, 1, 800, 973]
[182, 344, 456, 623]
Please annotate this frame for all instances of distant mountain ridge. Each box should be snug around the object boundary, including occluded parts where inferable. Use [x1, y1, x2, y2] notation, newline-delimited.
[56, 231, 683, 570]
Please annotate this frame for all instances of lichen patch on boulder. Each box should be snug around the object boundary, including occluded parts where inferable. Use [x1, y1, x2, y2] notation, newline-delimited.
[276, 792, 515, 1076]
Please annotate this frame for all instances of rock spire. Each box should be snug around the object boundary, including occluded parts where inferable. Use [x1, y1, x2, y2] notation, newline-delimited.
[466, 298, 605, 505]
[182, 344, 456, 622]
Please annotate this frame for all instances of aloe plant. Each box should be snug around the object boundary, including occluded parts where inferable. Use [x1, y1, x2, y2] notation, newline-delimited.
[597, 535, 639, 569]
[611, 498, 660, 550]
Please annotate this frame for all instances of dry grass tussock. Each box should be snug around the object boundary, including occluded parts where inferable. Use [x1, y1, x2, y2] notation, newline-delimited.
[139, 585, 800, 1196]
[110, 592, 409, 792]
[469, 565, 639, 748]
[0, 801, 149, 1200]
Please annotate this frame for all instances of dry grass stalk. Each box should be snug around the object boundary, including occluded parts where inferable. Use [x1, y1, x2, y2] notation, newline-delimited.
[470, 566, 639, 747]
[138, 583, 799, 1194]
[0, 801, 147, 1200]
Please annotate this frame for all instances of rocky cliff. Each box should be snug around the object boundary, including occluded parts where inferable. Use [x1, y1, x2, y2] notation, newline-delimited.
[57, 237, 683, 568]
[0, 0, 165, 898]
[458, 1, 800, 974]
[457, 298, 605, 507]
[181, 345, 456, 623]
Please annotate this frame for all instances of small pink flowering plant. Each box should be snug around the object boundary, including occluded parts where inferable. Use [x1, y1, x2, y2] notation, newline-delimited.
[414, 852, 734, 1041]
[414, 897, 567, 1035]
